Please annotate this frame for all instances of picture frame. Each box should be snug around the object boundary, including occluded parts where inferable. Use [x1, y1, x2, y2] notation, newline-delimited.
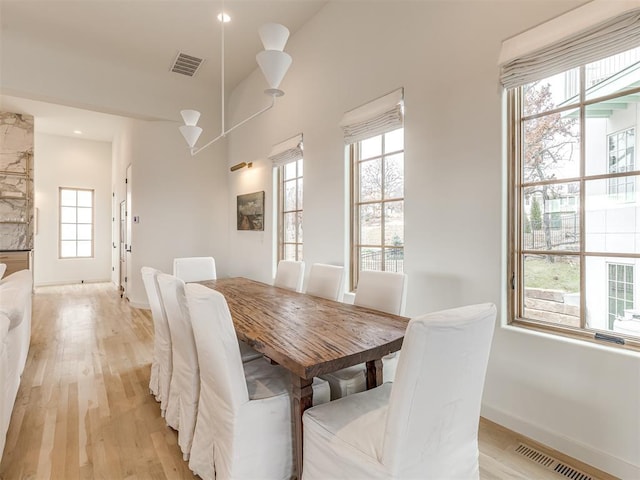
[237, 191, 265, 231]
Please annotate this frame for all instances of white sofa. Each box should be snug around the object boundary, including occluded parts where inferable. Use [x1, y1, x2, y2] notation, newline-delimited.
[0, 269, 33, 460]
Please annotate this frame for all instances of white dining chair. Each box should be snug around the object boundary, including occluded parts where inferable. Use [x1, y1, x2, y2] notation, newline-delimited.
[274, 260, 305, 292]
[173, 256, 217, 283]
[184, 283, 330, 480]
[141, 266, 172, 416]
[305, 264, 344, 301]
[157, 273, 199, 460]
[320, 270, 408, 399]
[302, 303, 497, 480]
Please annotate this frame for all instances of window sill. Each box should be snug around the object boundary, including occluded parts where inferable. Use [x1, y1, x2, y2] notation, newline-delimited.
[503, 320, 640, 356]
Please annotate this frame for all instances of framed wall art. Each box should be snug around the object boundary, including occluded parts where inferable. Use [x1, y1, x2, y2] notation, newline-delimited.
[237, 191, 265, 231]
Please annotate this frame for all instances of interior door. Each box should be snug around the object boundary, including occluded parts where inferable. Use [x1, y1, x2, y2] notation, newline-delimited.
[125, 165, 132, 300]
[119, 200, 126, 297]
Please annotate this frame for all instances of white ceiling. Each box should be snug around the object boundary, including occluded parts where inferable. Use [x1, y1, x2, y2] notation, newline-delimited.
[0, 0, 327, 142]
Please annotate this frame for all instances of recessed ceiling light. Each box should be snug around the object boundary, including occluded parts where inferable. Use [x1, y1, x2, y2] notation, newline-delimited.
[217, 12, 231, 23]
[73, 130, 83, 135]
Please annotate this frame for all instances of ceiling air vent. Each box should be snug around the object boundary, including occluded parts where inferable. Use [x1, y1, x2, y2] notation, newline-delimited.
[171, 52, 203, 77]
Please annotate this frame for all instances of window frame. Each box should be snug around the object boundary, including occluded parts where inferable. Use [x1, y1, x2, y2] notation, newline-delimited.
[277, 158, 303, 262]
[59, 187, 94, 259]
[507, 75, 640, 351]
[350, 128, 405, 291]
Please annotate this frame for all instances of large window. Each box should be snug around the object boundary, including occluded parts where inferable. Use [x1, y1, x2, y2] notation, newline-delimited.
[351, 128, 404, 289]
[508, 46, 640, 348]
[59, 187, 93, 258]
[271, 134, 304, 263]
[278, 158, 303, 261]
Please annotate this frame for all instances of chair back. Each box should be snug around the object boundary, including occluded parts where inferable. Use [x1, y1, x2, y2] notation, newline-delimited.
[157, 274, 196, 371]
[185, 283, 249, 411]
[354, 270, 407, 315]
[305, 264, 344, 301]
[173, 256, 217, 283]
[381, 303, 496, 479]
[157, 273, 200, 455]
[141, 267, 172, 403]
[274, 260, 305, 292]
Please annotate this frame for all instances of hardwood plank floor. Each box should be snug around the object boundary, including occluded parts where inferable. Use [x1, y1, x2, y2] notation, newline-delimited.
[0, 283, 616, 480]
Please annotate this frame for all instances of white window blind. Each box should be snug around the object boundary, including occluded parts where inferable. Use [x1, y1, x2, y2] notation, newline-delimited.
[499, 0, 640, 89]
[269, 134, 303, 166]
[339, 88, 404, 144]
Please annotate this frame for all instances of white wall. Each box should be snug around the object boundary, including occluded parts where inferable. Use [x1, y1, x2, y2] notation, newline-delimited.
[225, 2, 639, 478]
[123, 118, 229, 308]
[33, 133, 112, 285]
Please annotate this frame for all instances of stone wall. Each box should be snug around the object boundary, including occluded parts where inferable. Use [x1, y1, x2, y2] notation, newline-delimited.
[0, 112, 34, 250]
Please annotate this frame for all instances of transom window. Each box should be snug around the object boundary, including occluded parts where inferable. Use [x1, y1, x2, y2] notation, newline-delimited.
[351, 128, 404, 289]
[59, 187, 93, 258]
[508, 46, 640, 348]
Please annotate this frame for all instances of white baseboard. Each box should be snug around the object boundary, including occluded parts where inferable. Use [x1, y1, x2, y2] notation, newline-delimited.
[481, 405, 639, 479]
[34, 278, 112, 287]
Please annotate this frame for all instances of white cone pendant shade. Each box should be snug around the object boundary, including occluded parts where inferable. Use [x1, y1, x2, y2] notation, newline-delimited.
[178, 22, 292, 154]
[258, 23, 290, 51]
[180, 109, 201, 126]
[256, 50, 292, 95]
[179, 125, 203, 148]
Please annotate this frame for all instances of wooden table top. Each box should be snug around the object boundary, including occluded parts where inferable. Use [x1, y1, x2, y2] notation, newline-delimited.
[198, 277, 410, 379]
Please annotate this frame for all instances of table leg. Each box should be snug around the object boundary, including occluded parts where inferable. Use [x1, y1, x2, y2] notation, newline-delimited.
[291, 375, 313, 480]
[365, 358, 383, 390]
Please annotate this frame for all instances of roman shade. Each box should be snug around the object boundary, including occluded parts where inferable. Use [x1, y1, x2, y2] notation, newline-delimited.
[499, 0, 640, 89]
[340, 88, 404, 144]
[268, 133, 303, 166]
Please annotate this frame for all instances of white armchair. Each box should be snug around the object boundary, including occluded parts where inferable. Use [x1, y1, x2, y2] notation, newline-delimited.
[321, 270, 408, 399]
[141, 267, 173, 416]
[184, 283, 329, 480]
[302, 303, 497, 480]
[305, 264, 344, 301]
[274, 260, 305, 292]
[157, 273, 199, 460]
[173, 256, 217, 283]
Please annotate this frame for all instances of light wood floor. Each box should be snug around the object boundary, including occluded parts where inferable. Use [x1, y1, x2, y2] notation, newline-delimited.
[0, 282, 616, 480]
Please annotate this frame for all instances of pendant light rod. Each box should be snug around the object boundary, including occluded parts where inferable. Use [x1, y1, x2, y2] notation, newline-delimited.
[220, 1, 225, 135]
[188, 95, 275, 156]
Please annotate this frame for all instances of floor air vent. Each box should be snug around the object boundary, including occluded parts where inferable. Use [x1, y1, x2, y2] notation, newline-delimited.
[514, 443, 593, 480]
[170, 52, 203, 77]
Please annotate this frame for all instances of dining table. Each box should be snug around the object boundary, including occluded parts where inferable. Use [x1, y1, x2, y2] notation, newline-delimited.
[198, 277, 410, 479]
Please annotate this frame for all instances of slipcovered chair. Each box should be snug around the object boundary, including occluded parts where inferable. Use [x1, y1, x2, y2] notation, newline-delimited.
[302, 303, 497, 480]
[173, 256, 217, 283]
[141, 267, 172, 416]
[0, 313, 9, 459]
[274, 260, 305, 292]
[184, 283, 330, 480]
[321, 270, 408, 399]
[156, 273, 199, 460]
[305, 264, 344, 301]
